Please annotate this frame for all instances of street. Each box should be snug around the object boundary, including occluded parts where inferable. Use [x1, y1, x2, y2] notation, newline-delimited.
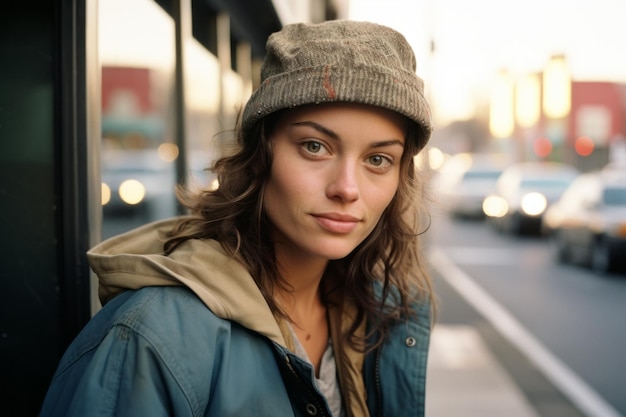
[426, 212, 626, 416]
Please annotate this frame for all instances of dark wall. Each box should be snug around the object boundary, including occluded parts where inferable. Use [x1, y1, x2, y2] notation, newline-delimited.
[0, 1, 93, 415]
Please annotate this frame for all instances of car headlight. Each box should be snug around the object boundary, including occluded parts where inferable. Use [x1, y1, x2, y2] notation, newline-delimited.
[483, 195, 509, 218]
[101, 182, 111, 206]
[119, 179, 146, 205]
[521, 192, 547, 216]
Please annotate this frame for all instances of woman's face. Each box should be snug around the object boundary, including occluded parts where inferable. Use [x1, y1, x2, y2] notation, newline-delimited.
[264, 103, 407, 262]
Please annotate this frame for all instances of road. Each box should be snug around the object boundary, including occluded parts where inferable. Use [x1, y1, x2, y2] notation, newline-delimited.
[426, 212, 626, 417]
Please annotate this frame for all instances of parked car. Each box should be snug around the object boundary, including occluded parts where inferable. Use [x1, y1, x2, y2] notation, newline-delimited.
[432, 152, 509, 218]
[101, 149, 177, 220]
[543, 168, 626, 273]
[483, 161, 579, 234]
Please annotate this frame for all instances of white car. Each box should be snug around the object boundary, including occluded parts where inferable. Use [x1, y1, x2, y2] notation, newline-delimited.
[432, 153, 509, 218]
[483, 161, 579, 235]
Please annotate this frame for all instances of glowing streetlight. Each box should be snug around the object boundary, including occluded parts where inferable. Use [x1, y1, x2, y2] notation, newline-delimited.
[542, 55, 571, 119]
[516, 73, 541, 128]
[489, 69, 515, 138]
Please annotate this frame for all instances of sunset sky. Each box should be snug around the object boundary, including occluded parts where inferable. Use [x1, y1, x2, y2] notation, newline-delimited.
[349, 0, 626, 125]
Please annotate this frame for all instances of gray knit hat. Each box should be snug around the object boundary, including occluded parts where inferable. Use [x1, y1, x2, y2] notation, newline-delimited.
[241, 20, 433, 150]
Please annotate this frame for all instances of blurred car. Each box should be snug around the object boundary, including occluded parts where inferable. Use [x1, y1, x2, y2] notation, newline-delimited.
[432, 152, 509, 218]
[101, 149, 177, 220]
[543, 169, 626, 273]
[483, 161, 579, 234]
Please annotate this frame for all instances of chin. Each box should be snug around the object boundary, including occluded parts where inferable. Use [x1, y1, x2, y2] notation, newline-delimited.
[313, 242, 360, 261]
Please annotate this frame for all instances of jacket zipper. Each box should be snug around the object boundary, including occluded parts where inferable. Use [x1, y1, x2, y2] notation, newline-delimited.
[374, 346, 383, 417]
[284, 354, 328, 416]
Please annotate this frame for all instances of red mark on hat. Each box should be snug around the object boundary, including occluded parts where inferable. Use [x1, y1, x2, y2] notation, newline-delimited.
[323, 65, 336, 100]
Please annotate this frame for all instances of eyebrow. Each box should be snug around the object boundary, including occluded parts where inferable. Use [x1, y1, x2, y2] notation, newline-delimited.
[291, 121, 405, 149]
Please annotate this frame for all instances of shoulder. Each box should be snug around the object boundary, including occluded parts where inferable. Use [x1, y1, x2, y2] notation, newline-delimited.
[100, 286, 234, 351]
[108, 286, 222, 332]
[88, 286, 222, 335]
[44, 287, 246, 416]
[59, 287, 234, 377]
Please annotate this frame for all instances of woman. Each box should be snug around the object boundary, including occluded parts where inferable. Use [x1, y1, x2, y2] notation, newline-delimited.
[39, 20, 434, 417]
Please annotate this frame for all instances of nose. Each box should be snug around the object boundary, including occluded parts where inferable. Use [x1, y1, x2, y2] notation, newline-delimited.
[326, 161, 360, 202]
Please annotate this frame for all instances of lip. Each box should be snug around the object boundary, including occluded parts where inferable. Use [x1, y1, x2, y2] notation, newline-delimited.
[312, 213, 361, 234]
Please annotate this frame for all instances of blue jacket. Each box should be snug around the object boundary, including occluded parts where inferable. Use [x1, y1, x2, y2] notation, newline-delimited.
[39, 218, 431, 417]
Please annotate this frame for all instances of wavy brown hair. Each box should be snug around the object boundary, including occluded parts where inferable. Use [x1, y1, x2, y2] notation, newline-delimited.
[163, 109, 434, 351]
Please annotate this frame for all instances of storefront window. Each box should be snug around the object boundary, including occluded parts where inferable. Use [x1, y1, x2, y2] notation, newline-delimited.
[99, 0, 177, 238]
[98, 0, 251, 238]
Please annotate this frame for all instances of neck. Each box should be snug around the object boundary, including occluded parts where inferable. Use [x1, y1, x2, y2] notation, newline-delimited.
[272, 243, 332, 375]
[273, 242, 329, 318]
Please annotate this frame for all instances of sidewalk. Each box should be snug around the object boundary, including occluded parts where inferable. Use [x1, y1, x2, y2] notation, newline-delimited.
[426, 324, 540, 417]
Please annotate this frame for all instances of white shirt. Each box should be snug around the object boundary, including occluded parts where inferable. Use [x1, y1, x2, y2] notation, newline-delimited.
[287, 322, 345, 417]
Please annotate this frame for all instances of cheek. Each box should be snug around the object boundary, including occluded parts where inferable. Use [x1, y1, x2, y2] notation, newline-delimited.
[367, 178, 400, 216]
[265, 157, 315, 212]
[269, 162, 301, 198]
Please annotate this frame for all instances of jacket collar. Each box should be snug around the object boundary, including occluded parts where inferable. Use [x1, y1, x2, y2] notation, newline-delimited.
[88, 217, 286, 346]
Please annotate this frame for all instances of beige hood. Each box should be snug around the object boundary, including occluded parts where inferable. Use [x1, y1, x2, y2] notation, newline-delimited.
[88, 217, 286, 346]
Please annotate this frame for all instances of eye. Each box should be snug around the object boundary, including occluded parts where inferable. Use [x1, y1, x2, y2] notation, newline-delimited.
[301, 140, 329, 156]
[367, 154, 393, 168]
